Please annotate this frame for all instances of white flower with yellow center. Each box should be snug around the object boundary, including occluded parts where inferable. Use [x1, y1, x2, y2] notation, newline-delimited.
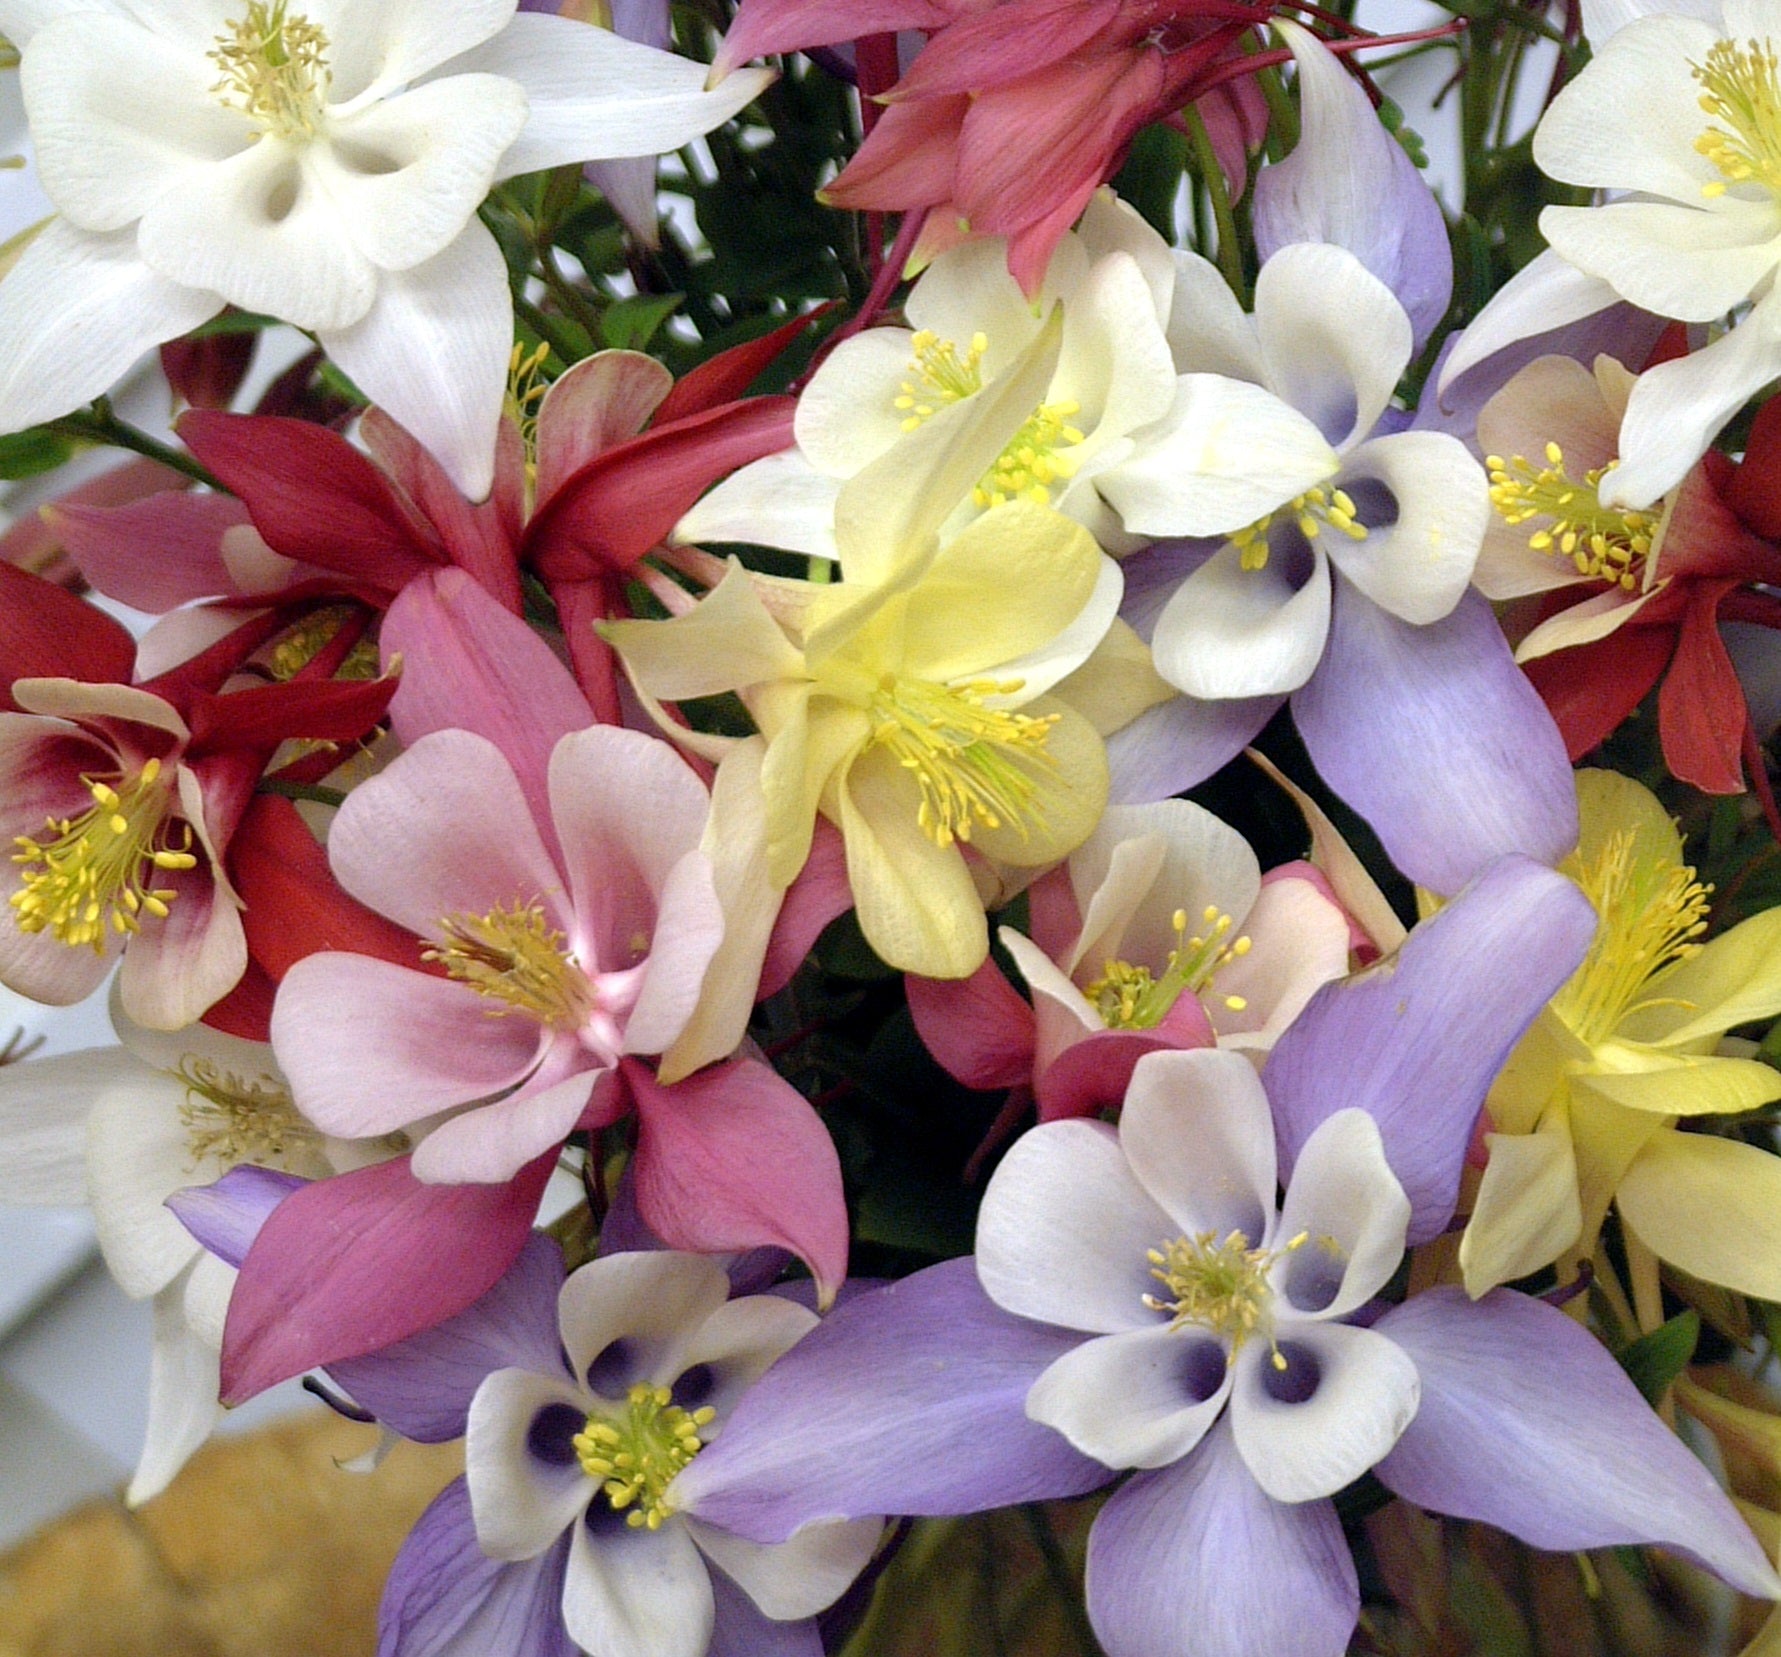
[0, 0, 772, 495]
[1444, 0, 1781, 507]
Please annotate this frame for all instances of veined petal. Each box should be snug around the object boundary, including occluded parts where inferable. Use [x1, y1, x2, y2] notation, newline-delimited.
[1436, 249, 1622, 399]
[1618, 1130, 1781, 1299]
[1165, 251, 1264, 382]
[682, 1517, 880, 1623]
[317, 0, 519, 103]
[1580, 1054, 1781, 1115]
[607, 561, 805, 702]
[557, 1250, 731, 1396]
[1626, 903, 1781, 1047]
[674, 452, 842, 562]
[408, 1067, 596, 1184]
[1459, 1120, 1583, 1296]
[0, 220, 220, 435]
[319, 219, 513, 500]
[86, 1073, 214, 1298]
[966, 694, 1108, 872]
[793, 328, 919, 479]
[0, 1045, 129, 1205]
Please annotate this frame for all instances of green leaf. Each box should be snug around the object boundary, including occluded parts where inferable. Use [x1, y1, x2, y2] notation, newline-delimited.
[0, 427, 74, 479]
[600, 292, 683, 351]
[1617, 1309, 1699, 1404]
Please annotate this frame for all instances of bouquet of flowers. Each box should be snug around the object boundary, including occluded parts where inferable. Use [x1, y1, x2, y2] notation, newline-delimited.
[6, 0, 1781, 1650]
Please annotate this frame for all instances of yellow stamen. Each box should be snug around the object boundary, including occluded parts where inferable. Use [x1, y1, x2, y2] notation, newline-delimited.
[176, 1056, 318, 1167]
[1692, 37, 1781, 198]
[866, 676, 1060, 848]
[1144, 1228, 1309, 1364]
[9, 758, 197, 953]
[265, 605, 378, 683]
[573, 1383, 716, 1531]
[1231, 486, 1368, 572]
[506, 341, 552, 503]
[424, 902, 592, 1032]
[1554, 828, 1713, 1045]
[210, 1, 331, 142]
[1486, 447, 1657, 591]
[1083, 905, 1252, 1029]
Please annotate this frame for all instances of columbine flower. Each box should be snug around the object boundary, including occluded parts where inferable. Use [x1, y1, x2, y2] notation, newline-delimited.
[1462, 769, 1781, 1300]
[1476, 353, 1781, 793]
[0, 0, 773, 495]
[1440, 0, 1781, 505]
[907, 797, 1353, 1119]
[270, 723, 727, 1182]
[605, 319, 1125, 978]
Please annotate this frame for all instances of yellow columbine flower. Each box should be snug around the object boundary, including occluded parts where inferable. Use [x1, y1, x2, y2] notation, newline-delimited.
[1461, 770, 1781, 1300]
[607, 313, 1118, 978]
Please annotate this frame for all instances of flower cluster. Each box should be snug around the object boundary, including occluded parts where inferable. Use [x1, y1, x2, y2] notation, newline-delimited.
[5, 0, 1781, 1654]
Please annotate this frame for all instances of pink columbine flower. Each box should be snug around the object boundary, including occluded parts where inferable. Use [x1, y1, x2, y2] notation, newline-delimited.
[270, 725, 726, 1184]
[909, 799, 1353, 1121]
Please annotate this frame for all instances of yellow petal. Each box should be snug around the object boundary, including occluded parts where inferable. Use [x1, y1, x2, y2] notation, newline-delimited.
[835, 745, 989, 977]
[1487, 1006, 1592, 1135]
[1571, 767, 1683, 877]
[1578, 1053, 1781, 1116]
[602, 560, 805, 701]
[1568, 1081, 1668, 1254]
[1050, 618, 1175, 740]
[1619, 1130, 1781, 1300]
[1460, 1119, 1582, 1296]
[757, 689, 869, 890]
[966, 693, 1107, 870]
[1622, 905, 1781, 1048]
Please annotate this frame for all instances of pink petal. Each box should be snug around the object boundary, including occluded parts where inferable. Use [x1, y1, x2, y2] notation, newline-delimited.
[1211, 873, 1354, 1049]
[116, 858, 247, 1030]
[0, 563, 136, 705]
[653, 308, 835, 427]
[409, 1064, 598, 1184]
[219, 1149, 557, 1402]
[1035, 1015, 1214, 1123]
[49, 491, 250, 612]
[533, 351, 673, 503]
[906, 958, 1036, 1091]
[758, 818, 851, 1001]
[626, 1055, 848, 1307]
[621, 850, 725, 1057]
[272, 953, 544, 1137]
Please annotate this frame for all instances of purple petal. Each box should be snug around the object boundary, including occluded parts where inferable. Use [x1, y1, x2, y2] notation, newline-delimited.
[378, 1477, 577, 1657]
[672, 1259, 1111, 1543]
[1375, 1289, 1781, 1598]
[168, 1166, 307, 1269]
[1085, 1419, 1358, 1657]
[707, 1566, 824, 1657]
[1106, 694, 1281, 804]
[326, 1235, 568, 1443]
[1292, 581, 1579, 894]
[1263, 856, 1594, 1244]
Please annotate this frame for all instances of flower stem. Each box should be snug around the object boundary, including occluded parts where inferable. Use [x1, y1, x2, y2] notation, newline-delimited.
[1185, 108, 1246, 300]
[47, 401, 219, 488]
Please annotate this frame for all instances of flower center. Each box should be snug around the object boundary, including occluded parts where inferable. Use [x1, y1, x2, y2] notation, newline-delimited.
[176, 1055, 319, 1168]
[1082, 905, 1252, 1028]
[1231, 486, 1367, 572]
[505, 341, 553, 507]
[1692, 37, 1781, 198]
[1144, 1228, 1307, 1362]
[1487, 445, 1658, 591]
[866, 676, 1061, 848]
[573, 1383, 716, 1531]
[1554, 828, 1713, 1045]
[9, 758, 198, 953]
[266, 606, 379, 682]
[425, 902, 594, 1032]
[210, 1, 331, 142]
[894, 329, 1086, 508]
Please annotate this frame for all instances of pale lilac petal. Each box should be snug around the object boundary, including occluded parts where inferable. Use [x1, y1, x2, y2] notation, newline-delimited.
[1436, 249, 1621, 400]
[167, 1164, 304, 1269]
[1104, 691, 1281, 804]
[1292, 584, 1579, 895]
[379, 1479, 576, 1657]
[409, 1066, 596, 1185]
[1263, 856, 1595, 1244]
[682, 1517, 880, 1622]
[329, 1234, 568, 1442]
[273, 954, 543, 1137]
[674, 1261, 1111, 1542]
[466, 1366, 595, 1560]
[1227, 1321, 1420, 1503]
[976, 1118, 1176, 1334]
[562, 1513, 713, 1657]
[705, 1566, 822, 1657]
[1084, 1420, 1358, 1657]
[1026, 1324, 1230, 1471]
[1375, 1288, 1781, 1597]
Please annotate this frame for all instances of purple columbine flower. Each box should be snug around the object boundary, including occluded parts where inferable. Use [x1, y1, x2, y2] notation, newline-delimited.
[671, 856, 1781, 1657]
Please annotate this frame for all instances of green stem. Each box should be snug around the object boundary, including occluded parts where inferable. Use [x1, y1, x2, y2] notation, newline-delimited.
[513, 295, 586, 366]
[1186, 108, 1246, 301]
[1017, 1505, 1102, 1656]
[47, 401, 219, 488]
[257, 779, 348, 809]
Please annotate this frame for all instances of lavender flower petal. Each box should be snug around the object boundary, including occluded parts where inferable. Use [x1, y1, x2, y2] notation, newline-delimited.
[673, 1260, 1111, 1543]
[167, 1166, 307, 1269]
[378, 1477, 577, 1657]
[1105, 693, 1281, 804]
[707, 1565, 824, 1657]
[1263, 856, 1594, 1244]
[1084, 1419, 1358, 1657]
[1375, 1289, 1781, 1598]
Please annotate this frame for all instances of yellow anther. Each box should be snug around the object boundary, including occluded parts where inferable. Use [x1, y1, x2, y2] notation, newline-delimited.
[1083, 905, 1251, 1030]
[424, 902, 593, 1031]
[266, 605, 378, 683]
[176, 1056, 317, 1167]
[1487, 446, 1659, 591]
[1692, 37, 1781, 198]
[505, 341, 552, 499]
[1143, 1227, 1307, 1357]
[1231, 484, 1369, 571]
[573, 1382, 714, 1531]
[210, 1, 331, 141]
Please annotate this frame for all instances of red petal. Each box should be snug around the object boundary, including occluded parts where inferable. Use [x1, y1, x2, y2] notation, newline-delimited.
[907, 955, 1036, 1091]
[161, 332, 257, 411]
[1658, 581, 1747, 793]
[1523, 628, 1672, 760]
[758, 818, 851, 1000]
[654, 306, 837, 428]
[219, 1150, 555, 1403]
[0, 563, 136, 707]
[200, 954, 278, 1042]
[1727, 394, 1781, 540]
[185, 674, 396, 756]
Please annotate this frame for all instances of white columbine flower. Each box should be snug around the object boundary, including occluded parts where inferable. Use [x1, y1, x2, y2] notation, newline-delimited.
[0, 0, 772, 496]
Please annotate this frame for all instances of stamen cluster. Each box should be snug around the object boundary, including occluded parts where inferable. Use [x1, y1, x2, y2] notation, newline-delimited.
[425, 901, 594, 1032]
[175, 1056, 318, 1166]
[1692, 37, 1781, 198]
[1144, 1227, 1307, 1366]
[1487, 444, 1657, 590]
[1231, 485, 1367, 572]
[209, 1, 332, 141]
[573, 1383, 717, 1531]
[1084, 905, 1253, 1028]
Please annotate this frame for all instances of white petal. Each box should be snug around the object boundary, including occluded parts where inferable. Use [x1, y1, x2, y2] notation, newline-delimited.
[794, 329, 919, 478]
[1437, 249, 1622, 396]
[1515, 584, 1661, 660]
[466, 1366, 595, 1560]
[1057, 252, 1178, 442]
[180, 1248, 234, 1348]
[1066, 830, 1170, 978]
[906, 234, 1061, 376]
[976, 1118, 1176, 1334]
[1121, 1049, 1278, 1245]
[1228, 1322, 1420, 1503]
[1165, 251, 1264, 381]
[449, 12, 775, 181]
[1151, 538, 1332, 700]
[684, 1516, 881, 1620]
[137, 139, 377, 331]
[1026, 1325, 1232, 1471]
[87, 1075, 209, 1298]
[1581, 0, 1717, 44]
[127, 1279, 222, 1506]
[320, 218, 511, 499]
[318, 0, 518, 105]
[0, 0, 119, 47]
[0, 1046, 131, 1204]
[565, 1514, 713, 1657]
[23, 12, 245, 232]
[1272, 1109, 1410, 1321]
[558, 1252, 733, 1395]
[1077, 190, 1176, 328]
[1253, 244, 1411, 450]
[313, 76, 527, 272]
[1324, 433, 1485, 625]
[667, 1294, 818, 1432]
[1102, 374, 1338, 540]
[675, 452, 842, 560]
[0, 219, 220, 433]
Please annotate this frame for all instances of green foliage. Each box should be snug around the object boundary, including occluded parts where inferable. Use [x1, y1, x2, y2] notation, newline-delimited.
[1616, 1310, 1700, 1405]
